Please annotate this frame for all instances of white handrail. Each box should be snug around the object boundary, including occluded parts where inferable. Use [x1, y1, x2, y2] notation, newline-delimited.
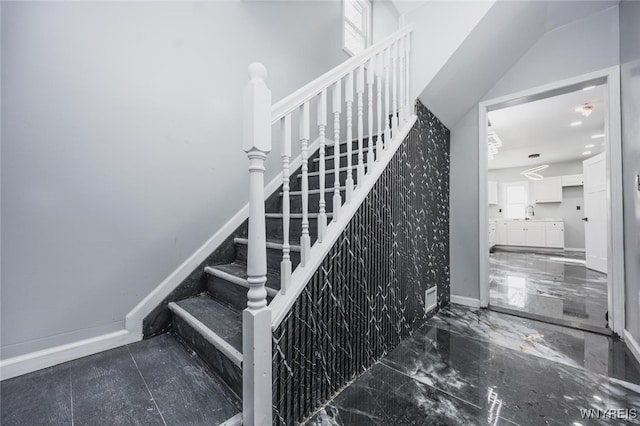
[271, 24, 415, 124]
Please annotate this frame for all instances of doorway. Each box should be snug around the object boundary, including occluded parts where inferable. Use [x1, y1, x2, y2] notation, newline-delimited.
[477, 67, 625, 335]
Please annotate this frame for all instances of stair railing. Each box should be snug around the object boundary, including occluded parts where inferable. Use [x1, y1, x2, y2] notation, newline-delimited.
[242, 24, 415, 425]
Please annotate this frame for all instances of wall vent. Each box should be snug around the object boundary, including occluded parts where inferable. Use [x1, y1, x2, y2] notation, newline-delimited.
[425, 286, 437, 313]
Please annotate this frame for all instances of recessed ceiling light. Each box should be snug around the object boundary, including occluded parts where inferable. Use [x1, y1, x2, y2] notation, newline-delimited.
[570, 121, 582, 127]
[592, 133, 605, 139]
[582, 151, 592, 155]
[582, 85, 596, 91]
[585, 144, 595, 148]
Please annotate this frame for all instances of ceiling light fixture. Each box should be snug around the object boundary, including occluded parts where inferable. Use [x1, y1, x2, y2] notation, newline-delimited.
[520, 164, 549, 181]
[576, 103, 593, 117]
[582, 85, 596, 91]
[487, 131, 502, 161]
[585, 144, 595, 148]
[583, 151, 592, 155]
[570, 121, 582, 127]
[592, 133, 605, 139]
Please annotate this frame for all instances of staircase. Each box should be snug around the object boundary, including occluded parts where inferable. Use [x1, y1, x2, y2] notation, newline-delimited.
[142, 24, 416, 425]
[164, 138, 376, 423]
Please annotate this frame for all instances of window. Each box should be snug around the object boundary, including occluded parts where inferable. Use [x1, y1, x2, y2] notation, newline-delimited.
[503, 182, 529, 219]
[343, 0, 371, 56]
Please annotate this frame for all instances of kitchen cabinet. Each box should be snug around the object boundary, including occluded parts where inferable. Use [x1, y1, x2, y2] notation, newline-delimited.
[488, 221, 496, 247]
[502, 220, 563, 248]
[496, 220, 508, 244]
[561, 174, 584, 187]
[545, 221, 565, 248]
[488, 181, 498, 205]
[534, 176, 562, 203]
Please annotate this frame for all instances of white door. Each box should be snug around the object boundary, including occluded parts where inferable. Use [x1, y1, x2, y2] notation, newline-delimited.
[583, 153, 608, 273]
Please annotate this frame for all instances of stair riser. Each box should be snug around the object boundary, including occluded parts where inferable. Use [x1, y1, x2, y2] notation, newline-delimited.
[172, 315, 243, 398]
[206, 275, 274, 311]
[310, 152, 374, 171]
[236, 244, 301, 271]
[266, 217, 319, 244]
[301, 170, 365, 189]
[325, 138, 378, 156]
[278, 191, 346, 214]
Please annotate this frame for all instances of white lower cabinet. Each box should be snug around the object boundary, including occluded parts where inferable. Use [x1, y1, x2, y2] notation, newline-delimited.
[501, 220, 564, 249]
[545, 222, 565, 248]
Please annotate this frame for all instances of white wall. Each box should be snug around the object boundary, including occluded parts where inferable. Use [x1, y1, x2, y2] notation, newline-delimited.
[0, 1, 398, 360]
[449, 6, 620, 300]
[619, 0, 640, 344]
[488, 160, 586, 249]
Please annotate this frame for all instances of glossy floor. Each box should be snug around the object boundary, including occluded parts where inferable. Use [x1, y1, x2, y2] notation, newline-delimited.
[489, 250, 608, 332]
[306, 305, 640, 425]
[0, 334, 239, 426]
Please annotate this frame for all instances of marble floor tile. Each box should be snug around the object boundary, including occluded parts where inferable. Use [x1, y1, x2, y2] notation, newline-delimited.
[428, 305, 640, 385]
[489, 250, 609, 331]
[306, 363, 515, 426]
[306, 306, 640, 426]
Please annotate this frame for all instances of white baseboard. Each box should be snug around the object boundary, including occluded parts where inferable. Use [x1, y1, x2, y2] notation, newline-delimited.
[2, 136, 328, 381]
[564, 247, 586, 252]
[0, 329, 137, 381]
[450, 295, 481, 308]
[624, 329, 640, 365]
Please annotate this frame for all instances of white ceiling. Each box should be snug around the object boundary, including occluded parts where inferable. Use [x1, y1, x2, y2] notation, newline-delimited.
[415, 0, 618, 128]
[487, 84, 606, 170]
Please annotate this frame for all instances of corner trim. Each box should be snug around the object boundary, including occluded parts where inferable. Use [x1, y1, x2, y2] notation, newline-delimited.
[450, 295, 481, 308]
[624, 330, 640, 366]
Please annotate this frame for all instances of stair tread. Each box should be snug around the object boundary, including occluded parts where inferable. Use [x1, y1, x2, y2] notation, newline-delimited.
[280, 186, 346, 196]
[234, 237, 302, 251]
[298, 165, 357, 177]
[175, 295, 242, 353]
[209, 262, 281, 291]
[265, 212, 333, 219]
[312, 145, 377, 161]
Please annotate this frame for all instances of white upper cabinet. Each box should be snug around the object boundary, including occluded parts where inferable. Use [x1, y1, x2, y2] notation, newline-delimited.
[534, 176, 562, 203]
[561, 174, 584, 187]
[488, 181, 498, 205]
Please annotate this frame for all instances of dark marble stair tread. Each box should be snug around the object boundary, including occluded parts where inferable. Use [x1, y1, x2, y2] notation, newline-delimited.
[234, 236, 302, 251]
[211, 262, 282, 291]
[175, 296, 243, 353]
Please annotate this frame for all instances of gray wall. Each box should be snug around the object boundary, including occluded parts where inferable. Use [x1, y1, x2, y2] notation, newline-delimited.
[450, 6, 620, 299]
[488, 160, 586, 250]
[619, 1, 640, 343]
[0, 1, 398, 359]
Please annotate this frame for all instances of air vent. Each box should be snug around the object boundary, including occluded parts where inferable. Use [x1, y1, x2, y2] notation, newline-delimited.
[528, 153, 540, 158]
[425, 286, 437, 313]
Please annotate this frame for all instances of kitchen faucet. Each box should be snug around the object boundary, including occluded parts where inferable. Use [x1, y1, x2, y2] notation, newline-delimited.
[525, 205, 535, 220]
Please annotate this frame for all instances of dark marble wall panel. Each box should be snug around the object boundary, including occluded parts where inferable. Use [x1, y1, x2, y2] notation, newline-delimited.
[272, 102, 450, 425]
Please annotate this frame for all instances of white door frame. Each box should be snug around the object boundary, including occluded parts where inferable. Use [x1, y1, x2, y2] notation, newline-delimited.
[477, 66, 626, 335]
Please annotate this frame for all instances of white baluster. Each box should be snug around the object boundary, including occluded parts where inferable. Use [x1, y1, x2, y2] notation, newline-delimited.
[299, 102, 311, 265]
[392, 41, 399, 135]
[332, 80, 342, 220]
[356, 65, 365, 185]
[398, 36, 405, 125]
[367, 58, 375, 167]
[376, 53, 383, 156]
[384, 48, 391, 145]
[317, 90, 328, 243]
[242, 62, 272, 426]
[405, 33, 412, 116]
[280, 114, 291, 295]
[345, 71, 354, 203]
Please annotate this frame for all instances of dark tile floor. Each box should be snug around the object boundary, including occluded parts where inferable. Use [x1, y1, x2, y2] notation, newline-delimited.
[1, 334, 239, 426]
[306, 305, 640, 425]
[489, 250, 609, 332]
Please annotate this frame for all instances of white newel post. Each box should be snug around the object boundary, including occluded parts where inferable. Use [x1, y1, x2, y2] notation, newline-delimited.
[242, 62, 273, 426]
